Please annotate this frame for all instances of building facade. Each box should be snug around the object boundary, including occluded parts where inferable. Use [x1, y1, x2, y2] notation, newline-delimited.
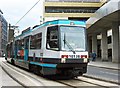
[86, 0, 120, 63]
[0, 10, 8, 56]
[44, 0, 107, 21]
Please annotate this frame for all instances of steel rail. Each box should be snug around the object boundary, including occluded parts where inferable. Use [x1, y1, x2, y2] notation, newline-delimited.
[1, 65, 26, 88]
[2, 61, 118, 88]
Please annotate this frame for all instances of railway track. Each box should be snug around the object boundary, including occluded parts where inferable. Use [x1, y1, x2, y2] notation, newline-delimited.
[2, 61, 66, 87]
[54, 78, 118, 88]
[2, 65, 26, 88]
[0, 62, 25, 87]
[2, 61, 119, 88]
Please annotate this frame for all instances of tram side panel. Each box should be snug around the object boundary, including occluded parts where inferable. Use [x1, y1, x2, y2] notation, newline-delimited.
[28, 26, 47, 74]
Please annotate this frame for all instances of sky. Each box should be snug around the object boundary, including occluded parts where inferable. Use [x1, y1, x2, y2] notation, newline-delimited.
[0, 0, 44, 35]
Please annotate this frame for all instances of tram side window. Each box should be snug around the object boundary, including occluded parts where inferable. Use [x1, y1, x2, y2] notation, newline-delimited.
[30, 36, 36, 49]
[6, 44, 11, 56]
[47, 26, 59, 50]
[24, 37, 29, 49]
[18, 40, 24, 50]
[6, 44, 9, 51]
[36, 33, 42, 49]
[15, 41, 18, 54]
[30, 33, 42, 49]
[15, 41, 18, 49]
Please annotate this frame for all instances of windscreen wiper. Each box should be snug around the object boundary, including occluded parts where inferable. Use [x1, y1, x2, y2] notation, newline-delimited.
[63, 33, 76, 54]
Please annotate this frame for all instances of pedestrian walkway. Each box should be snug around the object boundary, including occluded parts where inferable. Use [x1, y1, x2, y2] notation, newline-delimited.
[84, 58, 120, 85]
[88, 59, 119, 70]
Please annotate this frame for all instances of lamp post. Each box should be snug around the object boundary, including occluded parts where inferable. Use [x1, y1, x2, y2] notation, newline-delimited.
[8, 24, 19, 42]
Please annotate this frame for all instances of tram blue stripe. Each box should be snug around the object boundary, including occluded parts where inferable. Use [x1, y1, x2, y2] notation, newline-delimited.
[18, 59, 24, 62]
[30, 61, 57, 68]
[15, 20, 86, 39]
[33, 20, 86, 31]
[17, 60, 57, 68]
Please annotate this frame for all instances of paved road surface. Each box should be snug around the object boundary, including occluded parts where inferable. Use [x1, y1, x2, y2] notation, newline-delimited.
[85, 66, 119, 83]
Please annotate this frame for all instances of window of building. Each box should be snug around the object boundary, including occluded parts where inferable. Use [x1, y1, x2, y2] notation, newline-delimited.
[107, 36, 112, 44]
[45, 7, 98, 13]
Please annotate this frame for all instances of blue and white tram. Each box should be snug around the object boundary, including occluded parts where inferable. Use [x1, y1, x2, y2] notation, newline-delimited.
[6, 20, 89, 77]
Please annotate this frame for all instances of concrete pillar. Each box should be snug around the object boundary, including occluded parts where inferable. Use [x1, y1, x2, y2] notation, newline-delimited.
[112, 22, 120, 63]
[119, 25, 120, 63]
[92, 34, 97, 54]
[87, 36, 92, 54]
[101, 30, 108, 61]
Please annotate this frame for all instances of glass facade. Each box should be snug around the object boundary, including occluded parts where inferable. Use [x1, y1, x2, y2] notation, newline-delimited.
[0, 12, 8, 56]
[45, 7, 98, 13]
[44, 0, 104, 21]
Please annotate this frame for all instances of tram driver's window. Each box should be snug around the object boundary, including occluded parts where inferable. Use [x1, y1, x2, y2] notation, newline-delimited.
[47, 26, 59, 50]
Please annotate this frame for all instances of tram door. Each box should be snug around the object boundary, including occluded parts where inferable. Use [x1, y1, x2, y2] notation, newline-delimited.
[24, 37, 29, 61]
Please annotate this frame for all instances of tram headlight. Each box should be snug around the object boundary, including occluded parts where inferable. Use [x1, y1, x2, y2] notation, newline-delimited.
[61, 55, 68, 63]
[83, 58, 88, 63]
[61, 58, 66, 63]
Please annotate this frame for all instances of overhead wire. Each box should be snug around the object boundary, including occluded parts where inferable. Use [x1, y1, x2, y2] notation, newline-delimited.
[14, 0, 41, 26]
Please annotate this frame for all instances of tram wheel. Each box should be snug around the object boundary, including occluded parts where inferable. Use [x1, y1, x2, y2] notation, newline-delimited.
[11, 59, 15, 65]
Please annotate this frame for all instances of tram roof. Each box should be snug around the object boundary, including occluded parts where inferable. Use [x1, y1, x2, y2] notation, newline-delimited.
[38, 19, 85, 27]
[15, 20, 86, 39]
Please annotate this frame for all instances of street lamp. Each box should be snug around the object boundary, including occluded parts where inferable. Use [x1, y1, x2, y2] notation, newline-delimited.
[8, 24, 19, 42]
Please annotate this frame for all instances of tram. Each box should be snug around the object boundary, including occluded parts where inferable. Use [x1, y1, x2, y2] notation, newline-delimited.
[5, 20, 89, 78]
